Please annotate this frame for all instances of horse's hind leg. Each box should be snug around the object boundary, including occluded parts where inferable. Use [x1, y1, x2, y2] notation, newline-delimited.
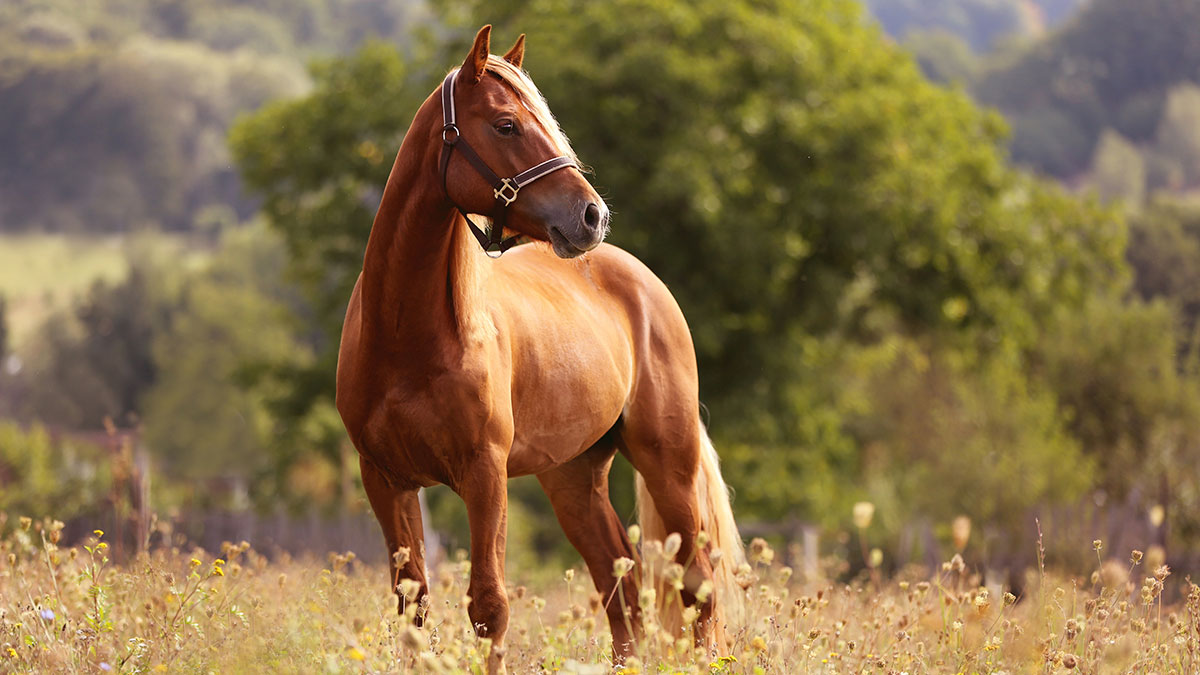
[537, 436, 640, 656]
[360, 457, 429, 622]
[618, 401, 719, 644]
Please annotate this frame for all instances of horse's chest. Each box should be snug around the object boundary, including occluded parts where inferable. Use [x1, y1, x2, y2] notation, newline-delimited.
[359, 371, 500, 484]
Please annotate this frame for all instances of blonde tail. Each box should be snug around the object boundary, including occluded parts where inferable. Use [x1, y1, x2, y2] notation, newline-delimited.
[635, 426, 745, 639]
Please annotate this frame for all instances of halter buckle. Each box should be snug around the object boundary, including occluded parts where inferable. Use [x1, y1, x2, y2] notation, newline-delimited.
[494, 178, 520, 205]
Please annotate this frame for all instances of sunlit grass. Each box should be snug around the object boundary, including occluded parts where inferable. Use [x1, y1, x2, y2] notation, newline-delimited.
[1, 515, 1197, 673]
[0, 233, 198, 350]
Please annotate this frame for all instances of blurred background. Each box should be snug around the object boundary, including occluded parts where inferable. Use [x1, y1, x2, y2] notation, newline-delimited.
[1, 0, 1198, 583]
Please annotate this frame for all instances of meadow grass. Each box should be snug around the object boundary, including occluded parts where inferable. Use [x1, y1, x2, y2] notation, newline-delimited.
[0, 233, 195, 350]
[1, 516, 1197, 674]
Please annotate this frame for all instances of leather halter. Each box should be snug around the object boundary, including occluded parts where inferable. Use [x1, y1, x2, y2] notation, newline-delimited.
[439, 68, 576, 257]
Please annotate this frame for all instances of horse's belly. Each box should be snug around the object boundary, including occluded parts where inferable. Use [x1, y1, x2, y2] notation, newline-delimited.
[505, 349, 630, 477]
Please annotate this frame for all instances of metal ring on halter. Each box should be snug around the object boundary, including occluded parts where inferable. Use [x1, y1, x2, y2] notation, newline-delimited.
[442, 124, 459, 144]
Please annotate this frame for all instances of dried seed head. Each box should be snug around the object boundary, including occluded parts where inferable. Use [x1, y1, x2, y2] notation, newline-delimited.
[664, 562, 685, 590]
[1155, 564, 1171, 582]
[852, 502, 875, 530]
[612, 557, 635, 578]
[749, 537, 775, 565]
[1101, 560, 1130, 589]
[398, 578, 422, 602]
[952, 516, 971, 552]
[393, 547, 411, 568]
[400, 625, 425, 651]
[664, 532, 682, 558]
[1148, 504, 1165, 528]
[735, 563, 755, 590]
[682, 606, 699, 625]
[638, 588, 656, 611]
[627, 524, 641, 545]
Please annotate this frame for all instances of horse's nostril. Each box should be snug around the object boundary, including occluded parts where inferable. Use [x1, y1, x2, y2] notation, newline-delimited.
[584, 203, 600, 229]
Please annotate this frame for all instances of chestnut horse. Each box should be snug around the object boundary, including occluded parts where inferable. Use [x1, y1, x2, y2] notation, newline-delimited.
[335, 26, 745, 671]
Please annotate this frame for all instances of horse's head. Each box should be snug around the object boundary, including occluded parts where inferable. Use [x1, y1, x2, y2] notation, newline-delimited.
[439, 26, 608, 258]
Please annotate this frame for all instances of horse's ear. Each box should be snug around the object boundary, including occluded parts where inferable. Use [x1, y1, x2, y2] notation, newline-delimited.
[461, 25, 491, 84]
[502, 34, 525, 68]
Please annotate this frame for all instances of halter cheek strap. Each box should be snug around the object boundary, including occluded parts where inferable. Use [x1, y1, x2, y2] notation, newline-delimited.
[439, 69, 576, 257]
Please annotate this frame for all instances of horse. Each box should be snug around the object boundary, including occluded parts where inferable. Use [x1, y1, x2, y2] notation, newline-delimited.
[335, 25, 745, 672]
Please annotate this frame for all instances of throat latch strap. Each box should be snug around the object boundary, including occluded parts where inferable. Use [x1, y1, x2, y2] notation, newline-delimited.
[438, 69, 575, 257]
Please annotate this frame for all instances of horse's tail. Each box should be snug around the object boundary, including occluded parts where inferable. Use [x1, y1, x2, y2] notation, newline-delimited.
[635, 424, 745, 636]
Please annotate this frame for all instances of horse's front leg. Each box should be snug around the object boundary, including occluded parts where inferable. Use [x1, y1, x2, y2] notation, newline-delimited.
[458, 453, 510, 674]
[360, 457, 429, 622]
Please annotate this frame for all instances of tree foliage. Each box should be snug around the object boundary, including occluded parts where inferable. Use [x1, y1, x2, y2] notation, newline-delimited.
[975, 0, 1200, 178]
[21, 265, 165, 429]
[141, 225, 310, 491]
[0, 422, 112, 521]
[0, 0, 430, 234]
[228, 0, 1132, 547]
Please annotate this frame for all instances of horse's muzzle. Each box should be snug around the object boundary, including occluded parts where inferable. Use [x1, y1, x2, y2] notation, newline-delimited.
[548, 201, 608, 258]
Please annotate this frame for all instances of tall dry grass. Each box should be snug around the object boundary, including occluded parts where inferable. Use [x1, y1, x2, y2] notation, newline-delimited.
[1, 515, 1197, 673]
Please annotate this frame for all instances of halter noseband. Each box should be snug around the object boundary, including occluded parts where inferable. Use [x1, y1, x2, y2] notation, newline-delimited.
[439, 68, 576, 257]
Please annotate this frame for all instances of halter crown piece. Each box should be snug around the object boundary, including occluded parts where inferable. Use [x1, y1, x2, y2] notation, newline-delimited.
[439, 68, 577, 257]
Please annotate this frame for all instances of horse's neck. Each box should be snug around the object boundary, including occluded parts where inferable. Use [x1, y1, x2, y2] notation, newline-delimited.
[359, 154, 492, 352]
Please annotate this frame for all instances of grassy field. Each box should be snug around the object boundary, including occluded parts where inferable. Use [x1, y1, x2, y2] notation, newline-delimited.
[1, 518, 1197, 674]
[0, 233, 195, 350]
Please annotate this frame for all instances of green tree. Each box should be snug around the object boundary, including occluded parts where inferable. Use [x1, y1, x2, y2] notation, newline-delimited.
[903, 29, 978, 85]
[1153, 84, 1200, 189]
[1127, 199, 1200, 338]
[865, 0, 1036, 51]
[455, 0, 1124, 437]
[23, 266, 166, 429]
[140, 224, 317, 507]
[0, 422, 112, 521]
[975, 0, 1200, 177]
[1090, 129, 1145, 205]
[229, 42, 431, 457]
[1032, 296, 1200, 540]
[232, 0, 1127, 540]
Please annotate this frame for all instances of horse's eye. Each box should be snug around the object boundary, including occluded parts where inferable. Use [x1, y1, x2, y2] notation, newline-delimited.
[495, 120, 516, 136]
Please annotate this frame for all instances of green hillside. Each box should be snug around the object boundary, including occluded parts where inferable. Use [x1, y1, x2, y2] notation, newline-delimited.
[0, 0, 427, 233]
[973, 0, 1200, 188]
